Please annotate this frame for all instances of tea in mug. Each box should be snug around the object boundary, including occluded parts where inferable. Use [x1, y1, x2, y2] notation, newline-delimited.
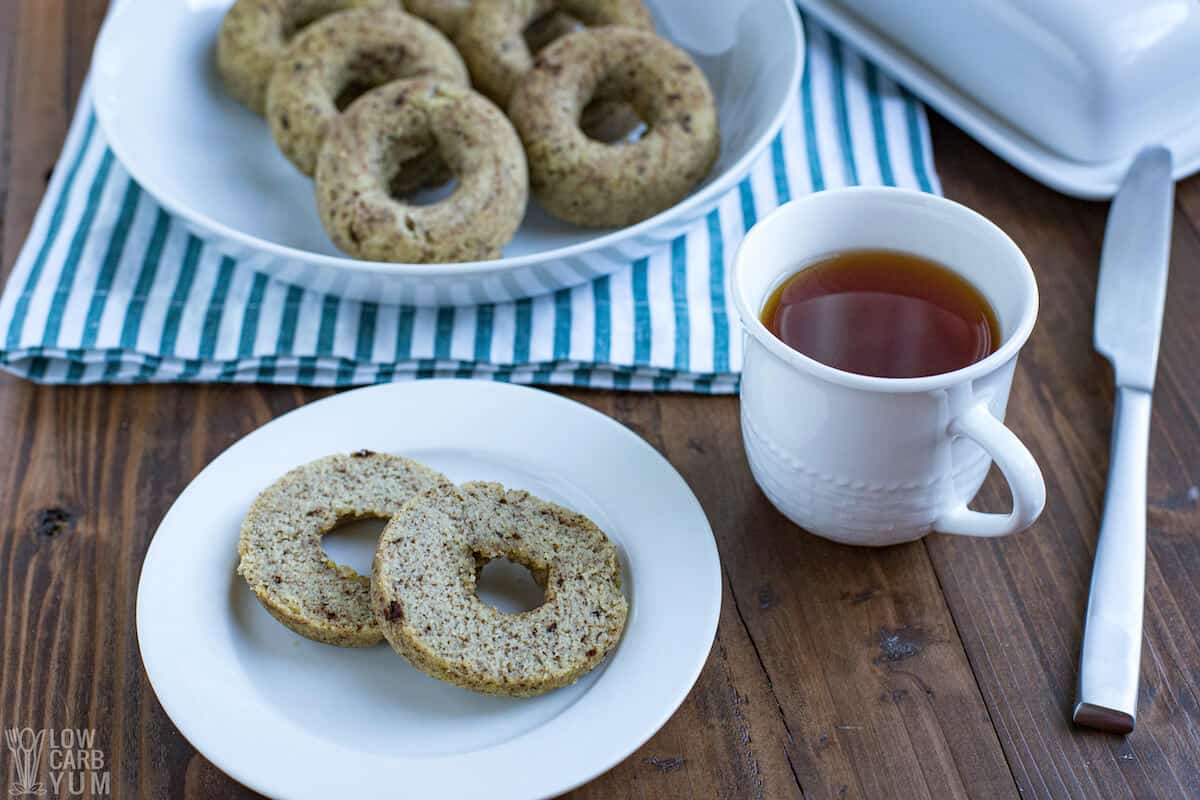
[760, 250, 1000, 378]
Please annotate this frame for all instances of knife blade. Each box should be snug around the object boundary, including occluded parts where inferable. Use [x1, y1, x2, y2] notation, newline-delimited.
[1074, 146, 1174, 734]
[1092, 147, 1174, 390]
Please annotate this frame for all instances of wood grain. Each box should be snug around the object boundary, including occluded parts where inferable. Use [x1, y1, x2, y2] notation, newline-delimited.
[1, 2, 1197, 798]
[926, 115, 1200, 799]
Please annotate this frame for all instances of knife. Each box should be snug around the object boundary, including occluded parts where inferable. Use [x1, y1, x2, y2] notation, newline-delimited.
[1073, 146, 1174, 734]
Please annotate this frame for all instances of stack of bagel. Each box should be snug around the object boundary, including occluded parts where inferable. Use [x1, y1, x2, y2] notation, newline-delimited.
[216, 0, 721, 263]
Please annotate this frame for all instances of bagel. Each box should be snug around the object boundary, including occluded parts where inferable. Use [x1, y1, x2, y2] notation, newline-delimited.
[315, 78, 529, 263]
[405, 0, 597, 56]
[237, 451, 453, 647]
[454, 0, 652, 108]
[509, 27, 719, 228]
[266, 8, 468, 176]
[404, 0, 472, 36]
[216, 0, 404, 115]
[371, 481, 628, 696]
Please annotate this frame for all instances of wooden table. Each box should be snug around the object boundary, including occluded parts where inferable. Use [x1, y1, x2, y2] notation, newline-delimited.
[2, 3, 1198, 798]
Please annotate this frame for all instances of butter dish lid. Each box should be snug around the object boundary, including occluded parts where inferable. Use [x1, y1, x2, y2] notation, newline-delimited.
[798, 0, 1200, 198]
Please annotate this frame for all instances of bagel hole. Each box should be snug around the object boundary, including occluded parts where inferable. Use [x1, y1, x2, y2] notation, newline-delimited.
[581, 98, 648, 144]
[387, 152, 458, 207]
[523, 10, 583, 53]
[394, 176, 459, 207]
[319, 516, 388, 576]
[334, 79, 377, 112]
[475, 557, 546, 614]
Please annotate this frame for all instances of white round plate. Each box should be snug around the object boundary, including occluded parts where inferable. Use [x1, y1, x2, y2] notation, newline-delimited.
[136, 380, 721, 800]
[91, 0, 803, 305]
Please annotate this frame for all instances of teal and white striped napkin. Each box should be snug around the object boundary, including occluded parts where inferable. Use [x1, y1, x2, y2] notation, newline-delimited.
[0, 21, 939, 392]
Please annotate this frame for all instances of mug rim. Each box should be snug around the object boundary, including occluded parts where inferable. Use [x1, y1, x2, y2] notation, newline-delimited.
[731, 186, 1039, 394]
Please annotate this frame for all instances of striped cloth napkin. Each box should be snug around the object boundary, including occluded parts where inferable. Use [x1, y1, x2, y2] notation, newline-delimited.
[0, 20, 939, 392]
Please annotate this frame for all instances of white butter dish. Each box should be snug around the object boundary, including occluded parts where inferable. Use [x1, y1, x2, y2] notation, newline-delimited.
[797, 0, 1200, 197]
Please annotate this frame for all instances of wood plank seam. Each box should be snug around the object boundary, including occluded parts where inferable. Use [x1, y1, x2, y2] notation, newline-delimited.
[942, 553, 1069, 797]
[722, 565, 810, 798]
[921, 538, 1025, 792]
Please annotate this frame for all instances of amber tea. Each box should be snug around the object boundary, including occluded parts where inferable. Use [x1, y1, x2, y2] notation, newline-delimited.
[760, 249, 1000, 378]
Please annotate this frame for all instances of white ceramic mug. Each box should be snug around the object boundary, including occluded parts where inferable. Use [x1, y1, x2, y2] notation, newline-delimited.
[732, 187, 1046, 546]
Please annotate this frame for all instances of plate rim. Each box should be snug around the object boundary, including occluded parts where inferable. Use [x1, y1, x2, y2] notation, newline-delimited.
[91, 0, 804, 279]
[135, 380, 722, 800]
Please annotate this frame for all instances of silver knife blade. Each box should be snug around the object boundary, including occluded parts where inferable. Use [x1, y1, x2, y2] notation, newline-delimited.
[1094, 147, 1174, 391]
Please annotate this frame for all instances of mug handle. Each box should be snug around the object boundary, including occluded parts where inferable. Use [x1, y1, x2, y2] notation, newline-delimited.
[934, 401, 1046, 537]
